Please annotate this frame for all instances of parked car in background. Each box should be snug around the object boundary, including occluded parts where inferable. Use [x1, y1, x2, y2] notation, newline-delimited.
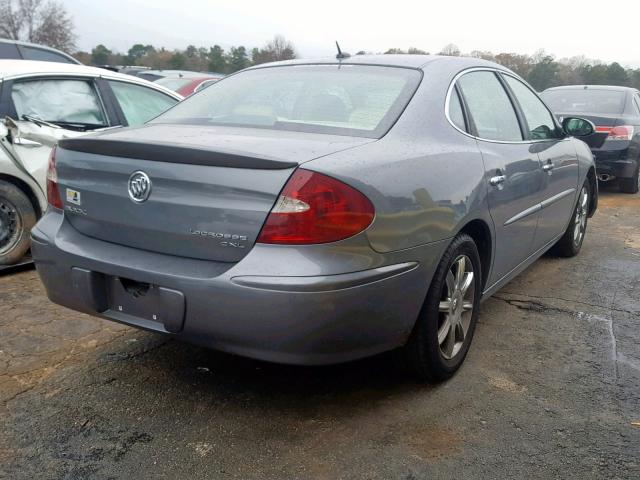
[155, 75, 222, 96]
[0, 60, 182, 265]
[541, 85, 640, 193]
[135, 69, 208, 82]
[32, 55, 597, 382]
[0, 38, 80, 64]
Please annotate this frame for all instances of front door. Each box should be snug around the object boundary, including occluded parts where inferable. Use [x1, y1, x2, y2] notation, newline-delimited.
[500, 74, 579, 249]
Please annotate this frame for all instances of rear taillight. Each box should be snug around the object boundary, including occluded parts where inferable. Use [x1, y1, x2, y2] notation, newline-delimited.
[596, 125, 634, 141]
[257, 169, 375, 245]
[46, 145, 63, 209]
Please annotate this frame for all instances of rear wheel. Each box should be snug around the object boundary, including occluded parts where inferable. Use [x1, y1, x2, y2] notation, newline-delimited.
[552, 181, 590, 258]
[619, 163, 639, 194]
[399, 234, 482, 382]
[0, 180, 36, 265]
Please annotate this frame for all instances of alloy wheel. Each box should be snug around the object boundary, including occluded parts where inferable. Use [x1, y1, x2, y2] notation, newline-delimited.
[0, 196, 22, 255]
[573, 186, 588, 246]
[437, 254, 475, 360]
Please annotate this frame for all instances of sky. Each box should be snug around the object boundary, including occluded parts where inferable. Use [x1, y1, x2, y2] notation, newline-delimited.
[65, 0, 640, 67]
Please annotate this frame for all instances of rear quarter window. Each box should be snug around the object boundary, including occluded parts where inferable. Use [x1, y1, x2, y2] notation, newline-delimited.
[0, 42, 21, 59]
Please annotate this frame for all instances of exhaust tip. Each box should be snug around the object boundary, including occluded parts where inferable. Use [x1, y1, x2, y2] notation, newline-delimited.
[597, 174, 614, 182]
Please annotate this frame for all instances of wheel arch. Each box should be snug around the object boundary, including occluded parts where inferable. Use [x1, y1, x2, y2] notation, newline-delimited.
[586, 166, 598, 217]
[457, 218, 493, 290]
[0, 174, 43, 219]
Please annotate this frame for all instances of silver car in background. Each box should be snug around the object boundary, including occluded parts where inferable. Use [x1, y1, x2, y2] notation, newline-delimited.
[0, 60, 182, 265]
[31, 55, 597, 381]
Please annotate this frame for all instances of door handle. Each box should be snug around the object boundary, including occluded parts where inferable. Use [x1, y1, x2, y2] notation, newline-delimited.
[542, 160, 554, 173]
[489, 175, 506, 186]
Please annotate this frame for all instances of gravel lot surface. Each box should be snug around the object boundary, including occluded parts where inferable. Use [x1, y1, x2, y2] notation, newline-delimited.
[1, 188, 639, 479]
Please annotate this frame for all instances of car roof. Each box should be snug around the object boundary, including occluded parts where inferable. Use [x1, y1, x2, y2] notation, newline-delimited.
[0, 60, 183, 99]
[543, 85, 638, 93]
[0, 38, 81, 64]
[246, 54, 505, 71]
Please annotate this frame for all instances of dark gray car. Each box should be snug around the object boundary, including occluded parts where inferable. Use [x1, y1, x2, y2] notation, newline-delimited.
[31, 55, 598, 381]
[541, 85, 640, 193]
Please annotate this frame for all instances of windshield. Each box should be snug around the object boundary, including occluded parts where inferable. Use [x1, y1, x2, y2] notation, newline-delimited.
[541, 89, 626, 115]
[152, 65, 422, 138]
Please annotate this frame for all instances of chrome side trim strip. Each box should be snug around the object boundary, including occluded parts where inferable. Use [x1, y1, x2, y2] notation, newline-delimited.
[540, 188, 576, 209]
[504, 203, 541, 226]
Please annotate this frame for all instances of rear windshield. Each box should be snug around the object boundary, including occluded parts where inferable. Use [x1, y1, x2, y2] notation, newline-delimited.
[541, 89, 626, 115]
[152, 65, 422, 138]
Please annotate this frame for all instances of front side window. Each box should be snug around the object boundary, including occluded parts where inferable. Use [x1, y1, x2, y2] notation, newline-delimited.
[11, 78, 107, 129]
[108, 81, 178, 127]
[457, 71, 522, 142]
[504, 75, 558, 140]
[152, 65, 422, 138]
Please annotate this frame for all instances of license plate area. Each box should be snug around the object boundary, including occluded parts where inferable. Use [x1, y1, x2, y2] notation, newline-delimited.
[105, 276, 185, 333]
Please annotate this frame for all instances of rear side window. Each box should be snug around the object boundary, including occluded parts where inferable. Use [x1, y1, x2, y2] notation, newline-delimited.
[541, 89, 626, 115]
[503, 75, 558, 140]
[457, 71, 522, 142]
[11, 79, 108, 128]
[448, 88, 466, 132]
[152, 65, 422, 139]
[19, 46, 75, 64]
[108, 81, 178, 126]
[0, 42, 21, 59]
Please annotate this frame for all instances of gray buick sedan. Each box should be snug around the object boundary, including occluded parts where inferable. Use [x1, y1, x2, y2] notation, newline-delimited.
[31, 55, 597, 381]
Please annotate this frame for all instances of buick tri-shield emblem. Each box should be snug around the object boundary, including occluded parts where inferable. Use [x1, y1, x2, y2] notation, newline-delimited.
[128, 171, 152, 203]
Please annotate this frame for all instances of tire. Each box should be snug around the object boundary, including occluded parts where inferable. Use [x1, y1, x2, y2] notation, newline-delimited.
[398, 233, 482, 382]
[619, 163, 639, 194]
[0, 180, 37, 265]
[552, 180, 590, 258]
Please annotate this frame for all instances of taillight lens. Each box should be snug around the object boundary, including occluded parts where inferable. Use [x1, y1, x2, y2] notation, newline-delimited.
[596, 125, 634, 141]
[257, 169, 375, 245]
[46, 145, 63, 209]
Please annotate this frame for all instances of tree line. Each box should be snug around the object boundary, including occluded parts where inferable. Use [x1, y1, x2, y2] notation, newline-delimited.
[75, 35, 297, 74]
[1, 1, 639, 91]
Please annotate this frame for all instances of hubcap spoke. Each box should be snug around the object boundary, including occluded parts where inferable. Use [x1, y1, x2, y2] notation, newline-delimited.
[460, 272, 474, 296]
[439, 300, 451, 313]
[455, 256, 466, 289]
[438, 316, 452, 345]
[446, 271, 455, 295]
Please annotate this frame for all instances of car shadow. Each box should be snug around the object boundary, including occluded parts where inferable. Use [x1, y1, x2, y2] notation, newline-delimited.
[100, 332, 436, 409]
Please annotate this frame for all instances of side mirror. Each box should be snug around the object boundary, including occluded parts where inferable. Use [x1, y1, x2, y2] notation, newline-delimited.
[0, 121, 7, 140]
[562, 117, 595, 137]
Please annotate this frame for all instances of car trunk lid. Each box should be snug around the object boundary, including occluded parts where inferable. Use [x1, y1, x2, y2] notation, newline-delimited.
[54, 124, 374, 262]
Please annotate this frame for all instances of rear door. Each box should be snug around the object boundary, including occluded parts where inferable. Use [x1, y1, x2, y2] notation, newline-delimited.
[501, 74, 579, 250]
[456, 70, 544, 285]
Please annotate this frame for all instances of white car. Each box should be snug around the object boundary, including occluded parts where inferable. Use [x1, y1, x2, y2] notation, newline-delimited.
[0, 60, 182, 265]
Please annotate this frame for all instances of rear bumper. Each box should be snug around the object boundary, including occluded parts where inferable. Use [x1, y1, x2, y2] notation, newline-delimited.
[592, 146, 638, 180]
[31, 212, 434, 365]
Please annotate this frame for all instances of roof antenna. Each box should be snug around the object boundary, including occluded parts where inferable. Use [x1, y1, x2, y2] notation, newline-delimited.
[335, 41, 350, 60]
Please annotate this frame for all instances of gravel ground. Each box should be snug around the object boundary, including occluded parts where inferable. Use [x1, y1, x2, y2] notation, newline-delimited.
[1, 188, 639, 479]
